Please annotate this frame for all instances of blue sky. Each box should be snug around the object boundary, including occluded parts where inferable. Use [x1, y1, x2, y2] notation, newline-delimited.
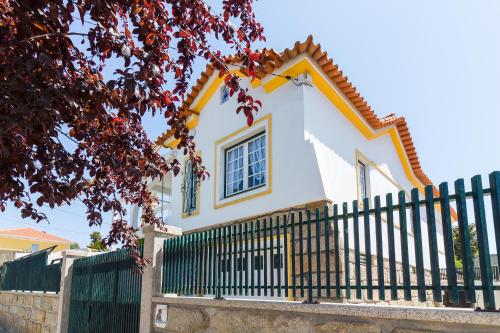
[2, 0, 500, 248]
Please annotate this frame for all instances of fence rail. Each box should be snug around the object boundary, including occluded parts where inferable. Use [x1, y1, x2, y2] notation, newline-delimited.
[162, 172, 500, 310]
[0, 246, 62, 293]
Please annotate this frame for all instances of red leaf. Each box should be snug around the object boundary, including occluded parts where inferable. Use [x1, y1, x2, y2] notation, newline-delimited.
[247, 114, 254, 127]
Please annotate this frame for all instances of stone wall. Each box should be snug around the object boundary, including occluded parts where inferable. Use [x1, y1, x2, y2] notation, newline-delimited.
[151, 296, 500, 333]
[0, 291, 59, 333]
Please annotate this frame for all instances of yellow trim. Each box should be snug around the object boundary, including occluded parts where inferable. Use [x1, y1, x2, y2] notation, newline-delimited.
[163, 57, 426, 192]
[186, 113, 199, 128]
[213, 114, 272, 209]
[181, 151, 202, 218]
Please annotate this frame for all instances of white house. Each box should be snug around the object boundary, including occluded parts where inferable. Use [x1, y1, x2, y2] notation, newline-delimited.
[148, 35, 447, 274]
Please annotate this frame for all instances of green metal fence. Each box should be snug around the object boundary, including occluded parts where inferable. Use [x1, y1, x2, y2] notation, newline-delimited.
[162, 172, 500, 310]
[0, 246, 62, 293]
[67, 247, 142, 333]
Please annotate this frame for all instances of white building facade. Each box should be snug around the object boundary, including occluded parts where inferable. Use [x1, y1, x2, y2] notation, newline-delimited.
[153, 36, 447, 269]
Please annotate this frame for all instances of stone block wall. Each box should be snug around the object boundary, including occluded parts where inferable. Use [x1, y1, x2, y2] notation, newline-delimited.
[0, 291, 59, 333]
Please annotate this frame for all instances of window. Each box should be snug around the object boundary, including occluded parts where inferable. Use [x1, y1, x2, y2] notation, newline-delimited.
[358, 161, 368, 199]
[31, 244, 39, 253]
[182, 159, 198, 215]
[224, 133, 266, 197]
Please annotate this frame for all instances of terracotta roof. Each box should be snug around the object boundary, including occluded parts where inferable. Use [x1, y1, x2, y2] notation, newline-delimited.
[0, 227, 71, 243]
[156, 35, 432, 187]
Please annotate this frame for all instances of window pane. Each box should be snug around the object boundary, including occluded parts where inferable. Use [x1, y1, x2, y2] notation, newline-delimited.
[226, 145, 244, 196]
[248, 135, 266, 189]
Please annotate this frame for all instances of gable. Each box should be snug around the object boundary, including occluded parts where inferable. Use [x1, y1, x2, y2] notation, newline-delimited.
[157, 35, 433, 193]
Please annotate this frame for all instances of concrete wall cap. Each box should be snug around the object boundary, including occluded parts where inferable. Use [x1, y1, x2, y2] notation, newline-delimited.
[61, 250, 97, 258]
[152, 296, 500, 328]
[142, 224, 182, 237]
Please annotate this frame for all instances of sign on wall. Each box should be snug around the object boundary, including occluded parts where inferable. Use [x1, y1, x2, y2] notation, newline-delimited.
[154, 304, 168, 329]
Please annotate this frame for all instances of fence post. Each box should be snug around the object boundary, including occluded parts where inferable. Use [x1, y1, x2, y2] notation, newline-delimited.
[56, 250, 93, 333]
[139, 224, 182, 333]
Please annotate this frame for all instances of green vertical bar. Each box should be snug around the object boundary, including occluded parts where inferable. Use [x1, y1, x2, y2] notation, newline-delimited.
[217, 228, 222, 298]
[299, 212, 305, 298]
[257, 220, 262, 296]
[306, 210, 313, 303]
[172, 237, 179, 294]
[283, 215, 289, 298]
[183, 235, 189, 295]
[386, 193, 397, 300]
[190, 233, 195, 295]
[471, 175, 495, 310]
[488, 171, 500, 269]
[263, 219, 268, 296]
[228, 226, 232, 296]
[315, 208, 322, 299]
[324, 206, 332, 299]
[203, 231, 208, 295]
[424, 185, 442, 302]
[353, 201, 361, 299]
[333, 204, 341, 299]
[162, 240, 168, 293]
[223, 227, 227, 296]
[374, 196, 385, 300]
[439, 182, 459, 304]
[244, 222, 249, 296]
[182, 236, 188, 295]
[270, 217, 274, 297]
[454, 179, 476, 303]
[175, 237, 181, 294]
[291, 212, 297, 298]
[398, 191, 411, 301]
[251, 221, 255, 296]
[411, 188, 426, 302]
[342, 203, 350, 300]
[233, 224, 238, 295]
[211, 230, 217, 295]
[363, 197, 373, 300]
[167, 238, 174, 294]
[277, 216, 282, 298]
[238, 223, 243, 296]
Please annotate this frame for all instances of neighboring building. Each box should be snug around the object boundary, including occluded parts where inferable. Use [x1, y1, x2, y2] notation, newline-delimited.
[0, 228, 71, 253]
[150, 36, 447, 271]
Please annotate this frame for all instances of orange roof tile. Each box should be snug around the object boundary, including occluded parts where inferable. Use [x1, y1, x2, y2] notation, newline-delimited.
[156, 35, 433, 187]
[0, 227, 71, 244]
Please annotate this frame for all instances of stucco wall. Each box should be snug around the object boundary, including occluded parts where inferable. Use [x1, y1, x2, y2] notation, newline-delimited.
[169, 56, 326, 231]
[0, 237, 69, 253]
[0, 291, 59, 333]
[151, 297, 500, 333]
[301, 57, 446, 269]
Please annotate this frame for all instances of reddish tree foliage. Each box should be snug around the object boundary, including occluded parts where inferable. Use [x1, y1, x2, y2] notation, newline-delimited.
[0, 0, 264, 264]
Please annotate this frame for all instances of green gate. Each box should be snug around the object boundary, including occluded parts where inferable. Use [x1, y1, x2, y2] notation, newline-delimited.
[68, 248, 142, 333]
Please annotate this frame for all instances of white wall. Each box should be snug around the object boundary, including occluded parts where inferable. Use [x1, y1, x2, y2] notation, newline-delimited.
[166, 54, 446, 268]
[168, 58, 325, 231]
[302, 56, 445, 268]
